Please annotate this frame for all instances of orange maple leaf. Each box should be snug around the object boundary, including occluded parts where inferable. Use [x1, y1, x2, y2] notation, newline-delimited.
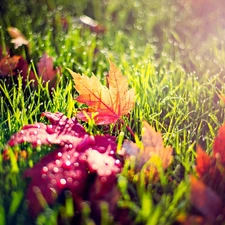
[121, 121, 173, 174]
[68, 60, 135, 125]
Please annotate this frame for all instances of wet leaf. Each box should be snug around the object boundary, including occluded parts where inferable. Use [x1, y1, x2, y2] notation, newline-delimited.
[5, 112, 122, 217]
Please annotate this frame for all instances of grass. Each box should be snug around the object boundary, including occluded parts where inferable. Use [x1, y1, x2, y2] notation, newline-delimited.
[1, 0, 225, 224]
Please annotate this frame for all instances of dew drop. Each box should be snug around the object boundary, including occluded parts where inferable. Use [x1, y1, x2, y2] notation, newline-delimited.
[76, 170, 82, 177]
[67, 177, 73, 183]
[22, 137, 27, 142]
[49, 173, 54, 179]
[91, 164, 97, 170]
[73, 181, 79, 187]
[46, 125, 54, 134]
[68, 144, 73, 149]
[105, 170, 111, 176]
[32, 186, 40, 193]
[53, 167, 59, 173]
[62, 160, 71, 169]
[55, 159, 61, 166]
[37, 139, 41, 145]
[115, 159, 122, 168]
[42, 174, 47, 179]
[63, 171, 69, 176]
[100, 177, 107, 183]
[33, 130, 38, 135]
[57, 152, 63, 158]
[51, 179, 56, 185]
[60, 140, 65, 145]
[74, 162, 79, 167]
[98, 146, 106, 153]
[59, 121, 65, 126]
[60, 178, 66, 185]
[79, 155, 87, 162]
[109, 150, 115, 155]
[42, 166, 48, 173]
[89, 135, 95, 144]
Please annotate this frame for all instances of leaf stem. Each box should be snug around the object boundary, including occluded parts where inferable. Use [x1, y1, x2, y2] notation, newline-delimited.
[126, 124, 135, 138]
[119, 119, 135, 138]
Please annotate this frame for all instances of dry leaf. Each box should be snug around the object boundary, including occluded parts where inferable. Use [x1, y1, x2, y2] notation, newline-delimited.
[7, 27, 29, 49]
[121, 121, 173, 174]
[68, 60, 135, 125]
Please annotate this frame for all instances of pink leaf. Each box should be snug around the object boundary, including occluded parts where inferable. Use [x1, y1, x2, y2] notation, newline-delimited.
[8, 112, 86, 148]
[6, 112, 122, 217]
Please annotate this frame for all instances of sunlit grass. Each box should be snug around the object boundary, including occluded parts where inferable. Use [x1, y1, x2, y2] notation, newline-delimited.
[1, 0, 225, 224]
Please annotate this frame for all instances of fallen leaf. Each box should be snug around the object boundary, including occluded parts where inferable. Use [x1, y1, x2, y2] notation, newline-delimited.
[16, 57, 37, 86]
[177, 214, 207, 225]
[5, 112, 122, 218]
[0, 54, 21, 76]
[195, 145, 225, 201]
[7, 27, 29, 49]
[7, 112, 86, 148]
[196, 145, 211, 177]
[37, 53, 61, 88]
[190, 176, 222, 222]
[68, 60, 135, 125]
[121, 121, 173, 174]
[213, 123, 225, 164]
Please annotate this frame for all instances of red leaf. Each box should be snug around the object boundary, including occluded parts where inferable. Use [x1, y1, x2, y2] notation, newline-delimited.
[6, 112, 122, 217]
[213, 123, 225, 164]
[68, 60, 135, 125]
[190, 176, 222, 221]
[0, 54, 21, 77]
[37, 53, 61, 88]
[16, 57, 37, 86]
[8, 112, 86, 148]
[196, 145, 211, 177]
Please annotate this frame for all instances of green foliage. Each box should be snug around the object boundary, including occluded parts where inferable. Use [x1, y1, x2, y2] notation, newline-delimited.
[1, 0, 225, 224]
